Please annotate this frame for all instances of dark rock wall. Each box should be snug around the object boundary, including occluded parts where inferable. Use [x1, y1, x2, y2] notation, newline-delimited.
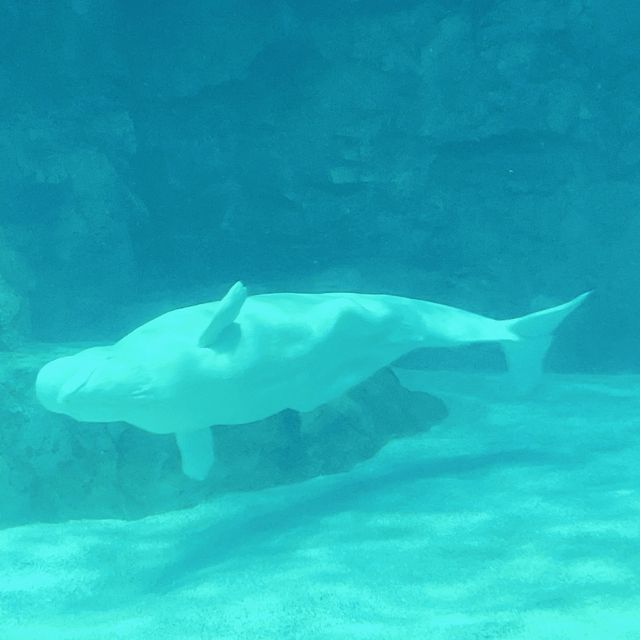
[0, 0, 638, 368]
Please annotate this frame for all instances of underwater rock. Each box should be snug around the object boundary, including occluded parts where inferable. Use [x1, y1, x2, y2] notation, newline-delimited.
[19, 142, 145, 340]
[121, 1, 285, 101]
[0, 350, 445, 526]
[0, 106, 145, 342]
[214, 367, 447, 492]
[0, 231, 32, 349]
[0, 276, 24, 349]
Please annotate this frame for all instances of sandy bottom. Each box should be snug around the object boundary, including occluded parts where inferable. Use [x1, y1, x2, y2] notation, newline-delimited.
[1, 371, 639, 640]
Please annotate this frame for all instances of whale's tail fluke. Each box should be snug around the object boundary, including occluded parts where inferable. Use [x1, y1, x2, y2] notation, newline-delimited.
[500, 291, 591, 394]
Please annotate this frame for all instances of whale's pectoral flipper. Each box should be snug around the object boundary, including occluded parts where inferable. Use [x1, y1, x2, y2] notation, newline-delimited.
[199, 281, 247, 347]
[175, 428, 214, 480]
[500, 291, 591, 394]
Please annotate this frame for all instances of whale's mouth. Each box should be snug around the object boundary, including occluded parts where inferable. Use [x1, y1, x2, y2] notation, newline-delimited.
[35, 356, 101, 413]
[61, 365, 98, 400]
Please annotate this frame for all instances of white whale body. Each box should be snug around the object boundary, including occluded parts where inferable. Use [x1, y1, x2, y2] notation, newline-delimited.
[36, 282, 589, 480]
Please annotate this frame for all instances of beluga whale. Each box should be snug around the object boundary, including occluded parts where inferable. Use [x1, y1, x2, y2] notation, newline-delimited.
[36, 283, 590, 480]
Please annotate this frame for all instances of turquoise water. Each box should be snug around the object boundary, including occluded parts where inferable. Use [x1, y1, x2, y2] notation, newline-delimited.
[1, 2, 639, 638]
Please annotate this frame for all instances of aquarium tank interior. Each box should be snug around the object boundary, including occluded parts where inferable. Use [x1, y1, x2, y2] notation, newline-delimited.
[1, 1, 639, 638]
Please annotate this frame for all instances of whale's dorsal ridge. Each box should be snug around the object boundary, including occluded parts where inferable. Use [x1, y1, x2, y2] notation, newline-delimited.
[199, 281, 247, 348]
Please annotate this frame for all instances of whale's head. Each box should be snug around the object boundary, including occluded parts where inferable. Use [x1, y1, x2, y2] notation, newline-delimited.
[36, 346, 148, 423]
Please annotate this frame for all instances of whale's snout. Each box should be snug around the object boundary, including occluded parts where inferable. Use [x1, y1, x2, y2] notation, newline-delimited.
[35, 357, 80, 413]
[35, 346, 146, 424]
[36, 347, 112, 419]
[36, 358, 64, 412]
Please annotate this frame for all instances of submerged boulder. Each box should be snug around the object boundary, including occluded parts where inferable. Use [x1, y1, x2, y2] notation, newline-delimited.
[0, 349, 446, 526]
[214, 367, 447, 491]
